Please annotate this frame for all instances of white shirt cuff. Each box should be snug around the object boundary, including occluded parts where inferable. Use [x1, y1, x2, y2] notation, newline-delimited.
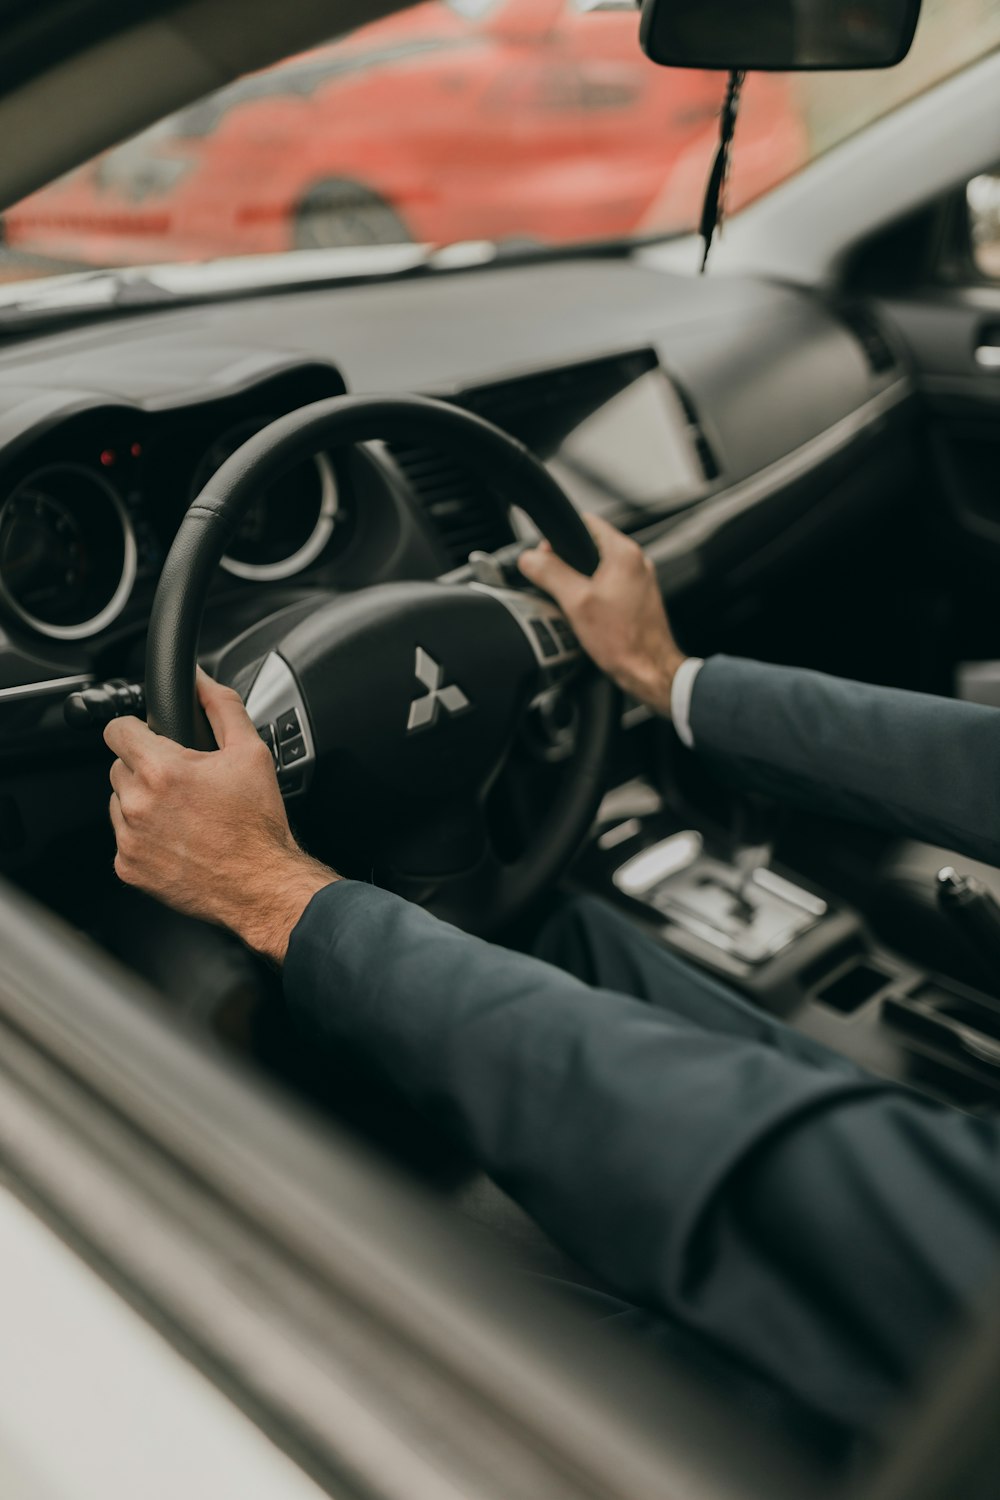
[670, 657, 704, 749]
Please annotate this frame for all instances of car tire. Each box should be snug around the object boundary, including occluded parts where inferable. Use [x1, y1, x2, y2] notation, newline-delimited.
[292, 179, 411, 249]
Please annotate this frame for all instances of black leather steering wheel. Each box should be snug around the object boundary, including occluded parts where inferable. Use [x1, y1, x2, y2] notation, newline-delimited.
[145, 394, 618, 933]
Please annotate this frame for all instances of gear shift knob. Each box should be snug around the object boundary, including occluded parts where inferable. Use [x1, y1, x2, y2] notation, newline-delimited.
[731, 797, 777, 906]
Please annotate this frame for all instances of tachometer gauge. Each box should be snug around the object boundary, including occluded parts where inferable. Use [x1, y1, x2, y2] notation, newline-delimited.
[191, 418, 340, 581]
[0, 464, 136, 640]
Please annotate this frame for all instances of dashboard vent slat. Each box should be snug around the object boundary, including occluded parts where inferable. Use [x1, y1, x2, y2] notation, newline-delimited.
[386, 443, 514, 568]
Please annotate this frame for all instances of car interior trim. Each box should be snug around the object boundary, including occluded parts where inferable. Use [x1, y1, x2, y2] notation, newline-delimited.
[219, 450, 339, 582]
[0, 672, 95, 703]
[641, 377, 912, 572]
[0, 1185, 327, 1500]
[243, 651, 316, 796]
[0, 876, 816, 1500]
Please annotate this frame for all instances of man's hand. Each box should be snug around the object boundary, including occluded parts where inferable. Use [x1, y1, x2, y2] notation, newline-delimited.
[518, 513, 686, 716]
[105, 668, 336, 963]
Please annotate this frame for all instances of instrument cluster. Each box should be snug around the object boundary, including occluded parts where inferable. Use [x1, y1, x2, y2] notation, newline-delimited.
[0, 457, 138, 641]
[0, 411, 352, 643]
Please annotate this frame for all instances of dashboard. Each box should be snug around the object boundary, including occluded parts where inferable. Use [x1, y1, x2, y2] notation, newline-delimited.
[0, 364, 451, 662]
[0, 341, 723, 659]
[0, 253, 919, 871]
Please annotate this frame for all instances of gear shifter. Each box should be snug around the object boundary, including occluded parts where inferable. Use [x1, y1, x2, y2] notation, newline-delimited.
[613, 796, 825, 967]
[730, 797, 777, 908]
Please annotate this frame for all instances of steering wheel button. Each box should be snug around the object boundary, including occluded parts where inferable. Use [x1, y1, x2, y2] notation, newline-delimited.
[257, 722, 279, 766]
[551, 618, 576, 652]
[277, 708, 301, 743]
[280, 733, 306, 767]
[529, 618, 560, 659]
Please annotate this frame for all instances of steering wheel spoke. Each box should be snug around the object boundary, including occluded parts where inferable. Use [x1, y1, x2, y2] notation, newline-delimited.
[463, 579, 583, 693]
[387, 797, 513, 933]
[243, 651, 316, 798]
[385, 796, 494, 884]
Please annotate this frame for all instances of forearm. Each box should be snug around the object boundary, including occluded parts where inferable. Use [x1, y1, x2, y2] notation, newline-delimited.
[283, 884, 863, 1265]
[689, 655, 1000, 866]
[282, 881, 998, 1435]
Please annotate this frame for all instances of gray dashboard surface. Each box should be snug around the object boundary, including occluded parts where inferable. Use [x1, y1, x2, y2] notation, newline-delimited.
[0, 257, 890, 490]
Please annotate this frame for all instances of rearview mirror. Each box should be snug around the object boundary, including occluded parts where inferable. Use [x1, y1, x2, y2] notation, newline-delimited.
[640, 0, 922, 71]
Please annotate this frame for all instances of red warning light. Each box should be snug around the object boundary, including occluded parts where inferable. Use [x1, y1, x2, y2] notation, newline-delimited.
[99, 448, 116, 468]
[130, 442, 142, 459]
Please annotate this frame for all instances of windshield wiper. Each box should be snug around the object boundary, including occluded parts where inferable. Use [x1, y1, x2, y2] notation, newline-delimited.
[0, 244, 439, 332]
[0, 234, 636, 336]
[0, 267, 189, 338]
[0, 266, 177, 320]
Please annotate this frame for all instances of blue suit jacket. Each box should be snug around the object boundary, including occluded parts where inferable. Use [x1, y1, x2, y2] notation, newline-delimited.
[285, 658, 1000, 1443]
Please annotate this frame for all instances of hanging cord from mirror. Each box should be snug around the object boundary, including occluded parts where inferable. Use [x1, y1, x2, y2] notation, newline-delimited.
[699, 69, 745, 273]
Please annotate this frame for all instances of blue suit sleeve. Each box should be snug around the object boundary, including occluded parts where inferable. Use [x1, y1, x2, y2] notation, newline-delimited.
[689, 655, 1000, 866]
[285, 880, 1000, 1438]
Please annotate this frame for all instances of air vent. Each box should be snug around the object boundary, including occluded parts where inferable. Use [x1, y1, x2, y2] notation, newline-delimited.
[463, 351, 657, 450]
[464, 351, 720, 487]
[840, 304, 897, 375]
[387, 443, 514, 568]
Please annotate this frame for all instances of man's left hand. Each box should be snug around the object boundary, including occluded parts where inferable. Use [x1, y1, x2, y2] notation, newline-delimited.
[105, 668, 336, 962]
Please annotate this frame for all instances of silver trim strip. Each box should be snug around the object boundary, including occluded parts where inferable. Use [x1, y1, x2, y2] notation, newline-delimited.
[613, 832, 704, 896]
[752, 866, 828, 917]
[641, 380, 912, 573]
[0, 673, 93, 703]
[244, 652, 314, 797]
[468, 583, 579, 671]
[597, 818, 643, 853]
[622, 701, 653, 730]
[220, 452, 339, 582]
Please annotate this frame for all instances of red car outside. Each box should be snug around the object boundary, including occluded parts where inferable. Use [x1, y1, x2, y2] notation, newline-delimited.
[3, 0, 808, 267]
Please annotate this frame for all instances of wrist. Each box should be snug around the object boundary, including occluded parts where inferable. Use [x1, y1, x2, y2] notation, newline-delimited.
[236, 848, 340, 964]
[632, 649, 687, 718]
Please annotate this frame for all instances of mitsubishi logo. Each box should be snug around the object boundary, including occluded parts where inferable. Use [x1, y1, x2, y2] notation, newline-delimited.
[407, 646, 471, 733]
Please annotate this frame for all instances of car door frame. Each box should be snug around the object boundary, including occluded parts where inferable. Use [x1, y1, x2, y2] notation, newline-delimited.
[0, 871, 825, 1500]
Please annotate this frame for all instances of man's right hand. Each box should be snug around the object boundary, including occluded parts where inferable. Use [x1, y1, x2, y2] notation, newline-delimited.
[518, 513, 686, 717]
[105, 668, 336, 963]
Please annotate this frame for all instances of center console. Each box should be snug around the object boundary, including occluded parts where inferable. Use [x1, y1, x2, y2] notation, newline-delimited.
[612, 830, 827, 967]
[577, 783, 1000, 1112]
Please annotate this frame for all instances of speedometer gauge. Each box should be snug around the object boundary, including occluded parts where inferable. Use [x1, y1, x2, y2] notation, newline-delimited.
[0, 464, 136, 640]
[191, 419, 340, 581]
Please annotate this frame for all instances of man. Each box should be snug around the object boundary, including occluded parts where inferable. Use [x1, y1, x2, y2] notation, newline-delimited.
[105, 516, 1000, 1462]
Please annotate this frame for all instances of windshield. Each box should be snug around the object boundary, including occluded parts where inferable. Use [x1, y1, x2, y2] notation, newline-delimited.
[0, 0, 996, 287]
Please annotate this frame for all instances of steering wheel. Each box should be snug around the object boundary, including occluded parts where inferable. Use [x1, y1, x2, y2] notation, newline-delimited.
[145, 394, 618, 934]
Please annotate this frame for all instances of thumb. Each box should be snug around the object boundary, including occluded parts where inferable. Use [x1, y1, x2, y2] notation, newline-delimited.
[517, 542, 587, 609]
[196, 666, 257, 750]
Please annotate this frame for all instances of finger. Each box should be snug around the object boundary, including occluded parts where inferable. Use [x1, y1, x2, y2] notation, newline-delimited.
[109, 757, 133, 799]
[582, 513, 634, 560]
[517, 544, 588, 608]
[582, 512, 620, 546]
[109, 790, 127, 841]
[104, 715, 167, 770]
[196, 667, 256, 750]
